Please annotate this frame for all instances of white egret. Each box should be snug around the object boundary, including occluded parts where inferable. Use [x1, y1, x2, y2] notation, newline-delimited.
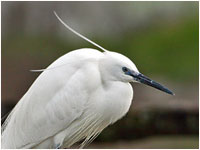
[1, 12, 174, 149]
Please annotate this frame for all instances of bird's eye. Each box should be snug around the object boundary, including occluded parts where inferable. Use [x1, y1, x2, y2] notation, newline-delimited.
[122, 67, 128, 72]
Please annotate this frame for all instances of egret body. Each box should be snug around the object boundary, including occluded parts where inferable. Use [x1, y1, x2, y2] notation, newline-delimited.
[2, 12, 173, 149]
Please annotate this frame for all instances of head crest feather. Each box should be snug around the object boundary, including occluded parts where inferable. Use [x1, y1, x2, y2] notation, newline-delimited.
[54, 11, 108, 53]
[31, 12, 109, 72]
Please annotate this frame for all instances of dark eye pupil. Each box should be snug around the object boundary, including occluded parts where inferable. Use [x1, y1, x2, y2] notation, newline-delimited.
[122, 67, 128, 72]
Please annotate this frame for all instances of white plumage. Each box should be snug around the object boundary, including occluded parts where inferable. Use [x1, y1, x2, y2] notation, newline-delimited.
[2, 12, 173, 149]
[2, 48, 135, 148]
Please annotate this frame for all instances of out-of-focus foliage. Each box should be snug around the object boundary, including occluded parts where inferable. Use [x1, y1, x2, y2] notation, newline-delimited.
[2, 14, 198, 82]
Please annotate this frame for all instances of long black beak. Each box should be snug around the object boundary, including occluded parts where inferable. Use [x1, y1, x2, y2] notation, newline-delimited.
[130, 72, 174, 95]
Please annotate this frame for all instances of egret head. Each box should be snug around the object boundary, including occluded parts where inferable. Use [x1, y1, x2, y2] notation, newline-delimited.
[53, 12, 173, 95]
[101, 51, 174, 95]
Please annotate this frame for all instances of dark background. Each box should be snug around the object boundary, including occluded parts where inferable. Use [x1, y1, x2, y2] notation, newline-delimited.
[1, 1, 199, 148]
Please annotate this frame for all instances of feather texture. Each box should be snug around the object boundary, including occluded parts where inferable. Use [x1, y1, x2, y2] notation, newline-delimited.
[2, 48, 133, 148]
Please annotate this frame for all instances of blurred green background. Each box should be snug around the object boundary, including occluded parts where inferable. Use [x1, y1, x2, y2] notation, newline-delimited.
[2, 1, 199, 149]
